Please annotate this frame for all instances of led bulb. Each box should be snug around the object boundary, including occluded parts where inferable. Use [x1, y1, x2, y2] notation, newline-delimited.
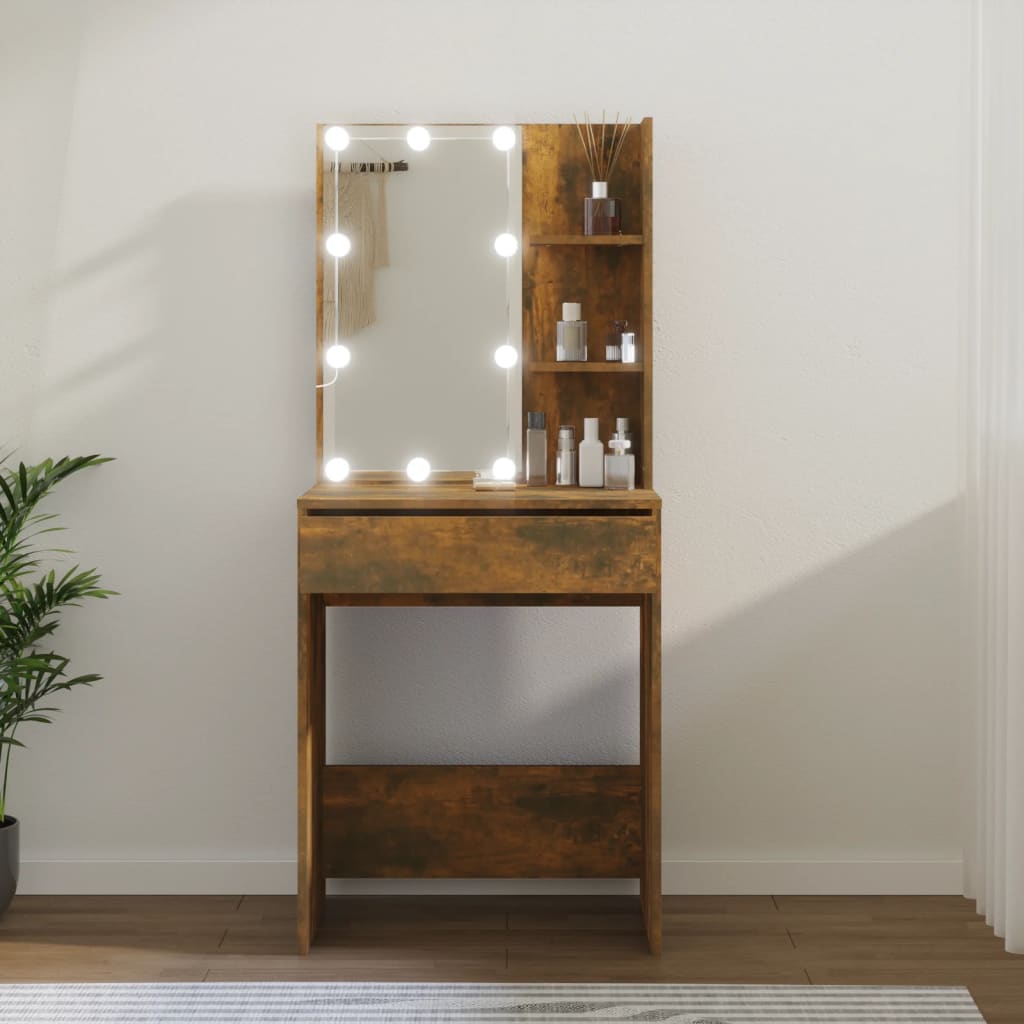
[326, 232, 351, 258]
[494, 344, 518, 369]
[406, 126, 431, 151]
[494, 233, 518, 257]
[324, 126, 350, 152]
[492, 126, 516, 151]
[324, 457, 350, 482]
[325, 344, 351, 369]
[406, 457, 431, 482]
[492, 457, 516, 481]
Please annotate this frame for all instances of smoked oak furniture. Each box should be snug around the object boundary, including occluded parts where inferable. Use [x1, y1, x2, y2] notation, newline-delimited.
[299, 119, 661, 954]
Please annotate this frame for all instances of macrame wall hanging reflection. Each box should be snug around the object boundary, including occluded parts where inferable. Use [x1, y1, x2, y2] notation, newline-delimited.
[321, 155, 407, 339]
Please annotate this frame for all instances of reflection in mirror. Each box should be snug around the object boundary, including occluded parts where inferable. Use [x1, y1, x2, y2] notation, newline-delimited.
[319, 124, 522, 479]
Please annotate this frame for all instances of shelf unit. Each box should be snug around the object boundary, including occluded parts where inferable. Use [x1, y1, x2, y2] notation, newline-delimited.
[521, 119, 654, 488]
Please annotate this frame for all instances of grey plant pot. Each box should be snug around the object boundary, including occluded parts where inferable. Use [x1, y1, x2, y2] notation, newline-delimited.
[0, 816, 18, 918]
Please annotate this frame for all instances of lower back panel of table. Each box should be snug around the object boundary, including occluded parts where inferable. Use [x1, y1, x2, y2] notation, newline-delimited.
[319, 764, 642, 878]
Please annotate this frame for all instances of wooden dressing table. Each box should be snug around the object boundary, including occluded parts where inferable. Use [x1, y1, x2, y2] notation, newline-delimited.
[299, 120, 661, 953]
[297, 483, 661, 953]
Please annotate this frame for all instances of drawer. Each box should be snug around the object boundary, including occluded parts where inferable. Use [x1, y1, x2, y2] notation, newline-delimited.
[298, 511, 660, 595]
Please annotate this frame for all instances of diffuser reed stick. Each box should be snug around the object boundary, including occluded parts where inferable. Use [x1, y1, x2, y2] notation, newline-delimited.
[573, 111, 632, 185]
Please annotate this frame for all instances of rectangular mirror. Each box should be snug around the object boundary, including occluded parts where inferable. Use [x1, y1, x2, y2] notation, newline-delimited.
[317, 124, 522, 480]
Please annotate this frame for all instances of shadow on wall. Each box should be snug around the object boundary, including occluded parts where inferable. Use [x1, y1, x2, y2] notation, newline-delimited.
[663, 499, 964, 860]
[20, 191, 315, 846]
[23, 190, 963, 862]
[326, 605, 642, 765]
[324, 500, 962, 869]
[34, 189, 313, 471]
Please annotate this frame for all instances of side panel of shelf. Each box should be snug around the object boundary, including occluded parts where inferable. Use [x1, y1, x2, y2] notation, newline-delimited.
[641, 117, 653, 489]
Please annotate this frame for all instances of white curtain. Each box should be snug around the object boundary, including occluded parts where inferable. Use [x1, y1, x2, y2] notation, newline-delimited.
[966, 0, 1024, 956]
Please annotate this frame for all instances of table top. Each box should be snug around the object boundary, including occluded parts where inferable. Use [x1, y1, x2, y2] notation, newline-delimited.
[298, 483, 661, 512]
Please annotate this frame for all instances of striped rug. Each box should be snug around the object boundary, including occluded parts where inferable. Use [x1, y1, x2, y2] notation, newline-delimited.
[0, 983, 985, 1022]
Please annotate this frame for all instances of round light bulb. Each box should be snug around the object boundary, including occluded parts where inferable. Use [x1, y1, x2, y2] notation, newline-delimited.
[494, 344, 518, 369]
[492, 126, 516, 151]
[494, 233, 518, 257]
[324, 126, 350, 152]
[325, 232, 351, 258]
[492, 457, 516, 481]
[406, 126, 431, 151]
[324, 457, 350, 482]
[325, 344, 351, 369]
[406, 457, 431, 482]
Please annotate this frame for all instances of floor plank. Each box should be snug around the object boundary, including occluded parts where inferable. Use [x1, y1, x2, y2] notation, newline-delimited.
[0, 895, 1020, 1021]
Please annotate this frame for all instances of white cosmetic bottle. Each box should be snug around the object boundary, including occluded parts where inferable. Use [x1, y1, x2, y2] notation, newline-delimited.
[578, 417, 604, 487]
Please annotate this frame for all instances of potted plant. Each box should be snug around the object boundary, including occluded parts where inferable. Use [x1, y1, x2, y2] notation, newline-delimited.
[0, 455, 114, 917]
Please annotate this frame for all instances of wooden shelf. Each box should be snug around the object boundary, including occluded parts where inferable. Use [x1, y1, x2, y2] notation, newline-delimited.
[527, 362, 643, 374]
[529, 234, 645, 247]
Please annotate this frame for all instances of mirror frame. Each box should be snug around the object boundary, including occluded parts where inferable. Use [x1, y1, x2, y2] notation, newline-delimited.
[314, 122, 522, 484]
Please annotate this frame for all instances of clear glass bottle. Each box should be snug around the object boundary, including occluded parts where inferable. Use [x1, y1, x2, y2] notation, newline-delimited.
[605, 319, 628, 362]
[555, 425, 577, 486]
[604, 423, 635, 490]
[556, 302, 588, 361]
[525, 411, 547, 486]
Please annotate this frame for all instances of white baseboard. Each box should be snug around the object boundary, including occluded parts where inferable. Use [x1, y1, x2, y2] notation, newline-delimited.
[19, 860, 297, 895]
[18, 859, 965, 896]
[662, 859, 965, 896]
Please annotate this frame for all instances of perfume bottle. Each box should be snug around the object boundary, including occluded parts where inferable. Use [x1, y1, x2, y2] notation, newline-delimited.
[525, 411, 547, 486]
[555, 425, 577, 486]
[583, 181, 622, 236]
[556, 303, 588, 361]
[604, 422, 635, 490]
[578, 418, 604, 487]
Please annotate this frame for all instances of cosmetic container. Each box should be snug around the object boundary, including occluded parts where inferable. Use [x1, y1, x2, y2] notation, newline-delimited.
[556, 302, 588, 361]
[606, 319, 629, 362]
[604, 421, 635, 490]
[525, 411, 547, 486]
[616, 416, 637, 469]
[620, 329, 639, 364]
[583, 181, 622, 236]
[555, 425, 577, 486]
[578, 417, 604, 487]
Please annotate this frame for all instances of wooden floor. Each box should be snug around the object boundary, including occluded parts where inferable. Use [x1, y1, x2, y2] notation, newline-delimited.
[1, 895, 1022, 1022]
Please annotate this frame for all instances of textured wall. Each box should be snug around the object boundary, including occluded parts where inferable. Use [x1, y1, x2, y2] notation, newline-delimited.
[1, 0, 969, 893]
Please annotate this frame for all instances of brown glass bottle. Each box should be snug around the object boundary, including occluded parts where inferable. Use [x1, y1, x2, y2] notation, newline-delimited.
[583, 181, 621, 235]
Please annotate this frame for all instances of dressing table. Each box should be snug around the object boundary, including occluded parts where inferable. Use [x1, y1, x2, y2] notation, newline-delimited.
[297, 120, 662, 953]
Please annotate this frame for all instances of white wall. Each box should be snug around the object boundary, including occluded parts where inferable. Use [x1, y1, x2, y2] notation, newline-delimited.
[1, 0, 970, 895]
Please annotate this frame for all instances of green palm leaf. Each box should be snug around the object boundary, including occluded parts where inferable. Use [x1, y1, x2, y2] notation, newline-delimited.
[0, 454, 115, 821]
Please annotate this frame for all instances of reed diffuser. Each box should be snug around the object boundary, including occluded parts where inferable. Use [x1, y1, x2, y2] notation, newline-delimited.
[574, 112, 632, 235]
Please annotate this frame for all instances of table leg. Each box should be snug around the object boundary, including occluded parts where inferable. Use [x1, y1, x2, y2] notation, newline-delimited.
[640, 591, 662, 954]
[298, 592, 326, 953]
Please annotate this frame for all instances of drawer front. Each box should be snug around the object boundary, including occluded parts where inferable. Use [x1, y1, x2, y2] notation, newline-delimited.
[298, 512, 659, 595]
